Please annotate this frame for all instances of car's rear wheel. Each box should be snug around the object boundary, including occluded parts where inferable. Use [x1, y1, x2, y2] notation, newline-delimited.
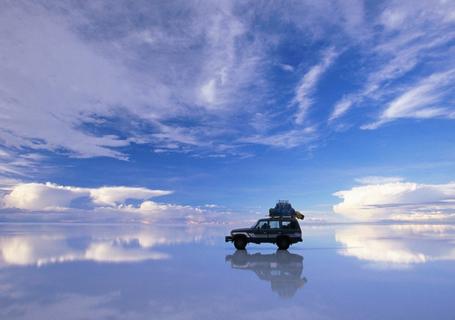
[276, 237, 290, 250]
[234, 237, 247, 250]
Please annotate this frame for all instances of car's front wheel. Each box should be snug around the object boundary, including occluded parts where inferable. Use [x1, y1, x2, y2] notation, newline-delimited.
[234, 237, 247, 250]
[276, 237, 290, 250]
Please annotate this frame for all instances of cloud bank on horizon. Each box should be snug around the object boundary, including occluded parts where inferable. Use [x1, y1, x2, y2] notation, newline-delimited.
[0, 182, 223, 223]
[333, 178, 455, 221]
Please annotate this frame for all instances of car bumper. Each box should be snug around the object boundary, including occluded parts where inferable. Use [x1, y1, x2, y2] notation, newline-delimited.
[225, 236, 233, 242]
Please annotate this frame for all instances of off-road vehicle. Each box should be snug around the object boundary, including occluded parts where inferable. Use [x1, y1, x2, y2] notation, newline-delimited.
[225, 216, 302, 250]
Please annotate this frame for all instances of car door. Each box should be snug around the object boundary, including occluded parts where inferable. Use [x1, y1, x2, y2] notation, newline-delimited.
[253, 220, 270, 241]
[281, 219, 301, 239]
[267, 220, 281, 241]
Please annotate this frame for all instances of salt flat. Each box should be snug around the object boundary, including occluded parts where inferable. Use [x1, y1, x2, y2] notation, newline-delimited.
[1, 223, 454, 320]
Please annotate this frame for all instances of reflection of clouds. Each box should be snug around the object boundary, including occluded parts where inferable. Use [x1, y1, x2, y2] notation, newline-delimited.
[0, 225, 217, 266]
[0, 235, 168, 266]
[336, 224, 455, 268]
[225, 250, 307, 298]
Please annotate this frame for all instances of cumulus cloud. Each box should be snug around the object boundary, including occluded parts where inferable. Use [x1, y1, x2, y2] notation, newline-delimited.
[90, 187, 171, 206]
[2, 182, 172, 212]
[0, 181, 236, 225]
[333, 180, 455, 221]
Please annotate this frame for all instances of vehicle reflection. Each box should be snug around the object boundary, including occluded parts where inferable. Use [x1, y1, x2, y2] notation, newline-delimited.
[225, 250, 307, 298]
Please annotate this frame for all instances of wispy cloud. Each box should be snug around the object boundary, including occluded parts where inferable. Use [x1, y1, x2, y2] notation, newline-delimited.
[329, 0, 455, 124]
[294, 48, 337, 124]
[239, 127, 317, 148]
[1, 0, 454, 187]
[0, 1, 264, 162]
[362, 70, 455, 129]
[355, 176, 404, 184]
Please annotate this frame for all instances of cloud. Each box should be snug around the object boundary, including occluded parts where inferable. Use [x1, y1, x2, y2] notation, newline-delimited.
[355, 176, 404, 184]
[0, 181, 238, 225]
[294, 48, 337, 124]
[239, 127, 317, 148]
[362, 70, 455, 129]
[329, 97, 355, 123]
[0, 1, 264, 162]
[333, 180, 455, 221]
[90, 187, 171, 206]
[329, 0, 455, 124]
[1, 0, 454, 182]
[2, 182, 171, 211]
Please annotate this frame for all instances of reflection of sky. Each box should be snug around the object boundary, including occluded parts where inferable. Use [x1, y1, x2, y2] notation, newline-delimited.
[1, 223, 455, 319]
[0, 225, 218, 266]
[335, 224, 455, 268]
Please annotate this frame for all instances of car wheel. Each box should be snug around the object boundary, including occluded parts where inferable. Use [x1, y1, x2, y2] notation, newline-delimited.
[276, 237, 290, 250]
[234, 237, 247, 250]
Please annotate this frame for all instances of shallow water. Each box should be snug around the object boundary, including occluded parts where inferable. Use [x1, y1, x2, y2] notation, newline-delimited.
[1, 223, 455, 319]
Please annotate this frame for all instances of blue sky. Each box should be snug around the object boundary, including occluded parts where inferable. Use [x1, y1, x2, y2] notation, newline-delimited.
[0, 0, 454, 222]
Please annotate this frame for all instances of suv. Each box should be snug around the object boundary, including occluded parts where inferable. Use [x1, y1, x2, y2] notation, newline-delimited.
[225, 217, 302, 250]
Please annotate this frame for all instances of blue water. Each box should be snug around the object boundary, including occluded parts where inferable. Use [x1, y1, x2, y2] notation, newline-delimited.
[1, 223, 454, 319]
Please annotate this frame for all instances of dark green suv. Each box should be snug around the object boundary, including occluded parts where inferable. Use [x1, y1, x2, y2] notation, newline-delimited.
[225, 217, 302, 250]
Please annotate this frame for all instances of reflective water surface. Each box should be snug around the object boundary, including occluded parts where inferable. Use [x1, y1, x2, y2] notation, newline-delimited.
[1, 223, 455, 319]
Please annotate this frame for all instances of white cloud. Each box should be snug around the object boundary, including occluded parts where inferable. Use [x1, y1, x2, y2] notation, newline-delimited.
[329, 97, 355, 122]
[239, 127, 317, 148]
[294, 48, 337, 124]
[280, 64, 295, 72]
[363, 70, 455, 129]
[200, 79, 217, 105]
[0, 1, 264, 164]
[0, 181, 234, 225]
[90, 187, 171, 206]
[355, 176, 404, 184]
[329, 0, 455, 123]
[3, 183, 88, 211]
[1, 0, 453, 177]
[333, 180, 455, 221]
[2, 182, 172, 211]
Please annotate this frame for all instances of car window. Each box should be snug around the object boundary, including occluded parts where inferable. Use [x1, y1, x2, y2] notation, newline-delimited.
[281, 220, 291, 229]
[269, 220, 280, 229]
[282, 220, 298, 229]
[256, 220, 269, 230]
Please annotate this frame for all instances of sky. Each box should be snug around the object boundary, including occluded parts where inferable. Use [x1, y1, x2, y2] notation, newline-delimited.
[0, 0, 454, 222]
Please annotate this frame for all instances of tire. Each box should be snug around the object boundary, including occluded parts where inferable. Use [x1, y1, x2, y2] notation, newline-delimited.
[234, 237, 247, 250]
[276, 237, 290, 250]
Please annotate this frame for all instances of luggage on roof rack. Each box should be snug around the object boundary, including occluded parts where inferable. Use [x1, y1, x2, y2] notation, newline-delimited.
[269, 200, 304, 220]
